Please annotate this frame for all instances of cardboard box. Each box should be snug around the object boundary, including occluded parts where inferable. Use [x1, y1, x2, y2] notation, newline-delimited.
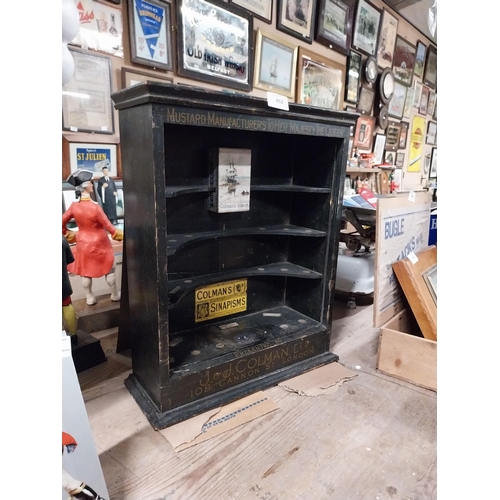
[377, 308, 436, 392]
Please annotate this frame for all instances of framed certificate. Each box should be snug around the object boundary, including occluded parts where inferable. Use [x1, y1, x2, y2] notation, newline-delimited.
[62, 48, 114, 134]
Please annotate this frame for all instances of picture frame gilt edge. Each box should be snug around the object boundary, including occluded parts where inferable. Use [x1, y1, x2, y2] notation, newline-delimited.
[254, 28, 298, 98]
[296, 45, 345, 110]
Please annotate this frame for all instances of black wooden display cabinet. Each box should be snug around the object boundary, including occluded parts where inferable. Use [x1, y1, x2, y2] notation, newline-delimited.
[112, 83, 357, 429]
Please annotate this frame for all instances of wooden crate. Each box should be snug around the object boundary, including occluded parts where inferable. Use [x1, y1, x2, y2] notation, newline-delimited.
[377, 308, 436, 392]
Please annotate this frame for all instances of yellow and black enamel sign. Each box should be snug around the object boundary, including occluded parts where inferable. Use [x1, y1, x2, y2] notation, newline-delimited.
[195, 279, 247, 322]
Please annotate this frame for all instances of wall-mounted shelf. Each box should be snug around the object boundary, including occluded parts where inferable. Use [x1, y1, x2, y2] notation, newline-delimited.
[346, 167, 382, 173]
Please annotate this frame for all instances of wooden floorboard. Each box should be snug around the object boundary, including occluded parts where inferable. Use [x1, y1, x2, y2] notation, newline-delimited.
[79, 300, 437, 500]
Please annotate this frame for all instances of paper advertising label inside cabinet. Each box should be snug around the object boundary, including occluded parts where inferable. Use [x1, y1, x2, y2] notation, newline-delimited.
[208, 148, 252, 213]
[195, 279, 247, 322]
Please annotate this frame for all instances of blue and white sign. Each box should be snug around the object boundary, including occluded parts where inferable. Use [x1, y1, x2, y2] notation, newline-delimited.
[131, 0, 172, 70]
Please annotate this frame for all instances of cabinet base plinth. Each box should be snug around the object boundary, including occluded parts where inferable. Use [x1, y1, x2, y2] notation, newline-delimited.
[125, 351, 339, 430]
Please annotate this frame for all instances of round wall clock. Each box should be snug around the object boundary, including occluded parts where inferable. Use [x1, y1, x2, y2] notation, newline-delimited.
[365, 57, 378, 85]
[377, 105, 389, 130]
[379, 68, 395, 104]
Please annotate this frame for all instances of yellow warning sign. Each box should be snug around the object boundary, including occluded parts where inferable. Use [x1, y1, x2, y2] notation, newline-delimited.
[195, 279, 247, 322]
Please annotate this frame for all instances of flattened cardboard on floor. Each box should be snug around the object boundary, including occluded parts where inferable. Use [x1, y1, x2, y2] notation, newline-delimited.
[160, 362, 357, 451]
[278, 362, 357, 396]
[160, 391, 278, 452]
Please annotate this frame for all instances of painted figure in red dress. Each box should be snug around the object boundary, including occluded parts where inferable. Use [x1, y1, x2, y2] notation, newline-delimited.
[62, 170, 124, 306]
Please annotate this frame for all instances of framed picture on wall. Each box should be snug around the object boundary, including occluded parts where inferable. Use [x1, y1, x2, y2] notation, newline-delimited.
[385, 120, 401, 151]
[419, 85, 430, 115]
[427, 90, 436, 116]
[254, 29, 297, 97]
[121, 68, 174, 89]
[70, 0, 124, 57]
[62, 47, 115, 134]
[353, 114, 375, 150]
[375, 8, 398, 69]
[296, 47, 345, 110]
[426, 121, 437, 145]
[352, 0, 381, 57]
[277, 0, 317, 43]
[423, 44, 437, 89]
[62, 134, 122, 181]
[399, 120, 409, 149]
[429, 147, 437, 178]
[69, 143, 118, 177]
[384, 150, 395, 165]
[387, 81, 406, 118]
[128, 0, 174, 71]
[357, 85, 375, 114]
[315, 0, 355, 56]
[231, 0, 273, 23]
[177, 0, 253, 92]
[414, 40, 427, 78]
[372, 133, 386, 164]
[345, 49, 362, 104]
[403, 87, 414, 118]
[413, 81, 422, 110]
[393, 35, 416, 86]
[395, 151, 405, 167]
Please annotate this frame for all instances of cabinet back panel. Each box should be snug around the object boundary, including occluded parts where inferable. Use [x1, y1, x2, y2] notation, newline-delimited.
[167, 236, 288, 279]
[166, 192, 292, 233]
[163, 124, 337, 189]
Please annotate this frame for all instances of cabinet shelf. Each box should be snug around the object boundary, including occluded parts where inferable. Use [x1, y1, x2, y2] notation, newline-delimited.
[166, 183, 331, 198]
[252, 184, 331, 193]
[168, 262, 323, 309]
[166, 185, 215, 197]
[167, 224, 326, 256]
[169, 305, 326, 371]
